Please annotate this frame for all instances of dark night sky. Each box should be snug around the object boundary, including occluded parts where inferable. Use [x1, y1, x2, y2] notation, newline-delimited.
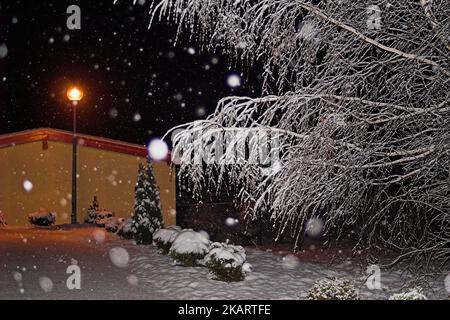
[0, 0, 261, 146]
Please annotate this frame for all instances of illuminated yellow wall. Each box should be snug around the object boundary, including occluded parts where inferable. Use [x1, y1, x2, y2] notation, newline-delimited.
[0, 140, 176, 226]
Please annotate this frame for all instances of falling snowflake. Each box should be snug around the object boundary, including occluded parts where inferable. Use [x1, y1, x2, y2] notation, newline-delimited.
[126, 274, 139, 286]
[60, 198, 68, 207]
[92, 229, 106, 243]
[305, 217, 324, 237]
[225, 217, 239, 227]
[23, 179, 33, 192]
[133, 113, 142, 122]
[109, 108, 119, 118]
[0, 43, 8, 59]
[12, 271, 22, 282]
[39, 277, 54, 293]
[195, 106, 206, 117]
[282, 254, 300, 270]
[211, 57, 219, 65]
[187, 47, 196, 55]
[148, 139, 169, 161]
[109, 247, 130, 268]
[226, 73, 242, 88]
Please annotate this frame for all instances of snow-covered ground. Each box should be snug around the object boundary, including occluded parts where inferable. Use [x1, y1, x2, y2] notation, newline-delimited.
[124, 241, 448, 300]
[0, 227, 448, 300]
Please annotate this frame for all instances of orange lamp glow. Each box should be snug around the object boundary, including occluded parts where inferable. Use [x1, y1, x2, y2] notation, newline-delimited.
[67, 87, 84, 102]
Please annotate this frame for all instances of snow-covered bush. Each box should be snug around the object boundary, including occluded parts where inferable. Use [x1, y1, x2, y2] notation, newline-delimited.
[0, 211, 6, 228]
[132, 162, 164, 244]
[104, 217, 125, 233]
[308, 277, 359, 300]
[389, 287, 427, 300]
[204, 242, 250, 282]
[169, 229, 211, 266]
[94, 210, 114, 227]
[117, 218, 134, 239]
[153, 226, 181, 254]
[28, 208, 56, 226]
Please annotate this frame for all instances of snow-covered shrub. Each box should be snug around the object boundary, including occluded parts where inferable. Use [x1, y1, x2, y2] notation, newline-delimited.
[28, 208, 56, 226]
[104, 217, 125, 233]
[204, 242, 250, 282]
[389, 287, 427, 300]
[117, 218, 134, 239]
[153, 226, 181, 254]
[132, 162, 164, 244]
[308, 277, 359, 300]
[0, 211, 6, 228]
[94, 210, 114, 227]
[169, 229, 211, 266]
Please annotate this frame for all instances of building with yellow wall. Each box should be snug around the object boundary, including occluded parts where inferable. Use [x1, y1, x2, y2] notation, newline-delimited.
[0, 128, 176, 226]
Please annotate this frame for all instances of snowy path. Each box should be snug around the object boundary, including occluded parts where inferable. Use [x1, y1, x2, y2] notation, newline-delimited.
[0, 226, 149, 300]
[1, 227, 447, 300]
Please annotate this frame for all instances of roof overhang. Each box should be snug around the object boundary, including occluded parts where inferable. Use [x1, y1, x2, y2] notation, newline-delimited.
[0, 128, 171, 162]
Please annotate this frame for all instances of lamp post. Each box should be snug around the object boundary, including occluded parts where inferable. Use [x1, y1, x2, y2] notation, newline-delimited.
[67, 86, 83, 224]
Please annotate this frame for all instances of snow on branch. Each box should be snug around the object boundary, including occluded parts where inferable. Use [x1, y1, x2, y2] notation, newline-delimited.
[130, 0, 450, 269]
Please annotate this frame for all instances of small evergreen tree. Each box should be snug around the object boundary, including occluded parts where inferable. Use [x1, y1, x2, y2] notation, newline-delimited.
[131, 161, 164, 244]
[85, 196, 100, 224]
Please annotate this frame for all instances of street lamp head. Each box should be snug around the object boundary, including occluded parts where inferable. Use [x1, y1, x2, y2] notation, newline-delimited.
[67, 86, 84, 102]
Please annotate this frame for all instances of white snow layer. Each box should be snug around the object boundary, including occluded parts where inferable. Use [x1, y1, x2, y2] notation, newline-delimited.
[169, 229, 211, 255]
[153, 226, 181, 245]
[204, 242, 247, 268]
[115, 240, 449, 300]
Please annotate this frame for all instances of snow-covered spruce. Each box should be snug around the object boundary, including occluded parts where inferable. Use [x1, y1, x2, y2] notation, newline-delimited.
[131, 162, 164, 244]
[152, 225, 181, 254]
[28, 208, 56, 226]
[104, 217, 125, 233]
[389, 288, 427, 300]
[169, 229, 211, 266]
[117, 218, 134, 239]
[308, 277, 359, 300]
[204, 242, 251, 282]
[0, 211, 6, 228]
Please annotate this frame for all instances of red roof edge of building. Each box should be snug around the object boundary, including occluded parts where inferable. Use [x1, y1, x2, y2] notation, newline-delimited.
[0, 128, 172, 163]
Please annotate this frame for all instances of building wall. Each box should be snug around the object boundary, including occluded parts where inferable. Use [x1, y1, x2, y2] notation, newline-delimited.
[0, 140, 176, 226]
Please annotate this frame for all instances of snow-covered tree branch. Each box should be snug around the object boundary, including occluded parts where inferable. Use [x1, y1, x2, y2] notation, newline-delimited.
[137, 0, 450, 269]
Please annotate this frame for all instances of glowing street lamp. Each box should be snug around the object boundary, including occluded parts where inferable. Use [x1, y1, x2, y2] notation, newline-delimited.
[67, 86, 84, 224]
[67, 87, 84, 102]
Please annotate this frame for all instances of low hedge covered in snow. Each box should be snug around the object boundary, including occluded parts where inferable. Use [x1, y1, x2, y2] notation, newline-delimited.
[28, 209, 56, 226]
[169, 229, 211, 266]
[104, 217, 125, 233]
[94, 211, 114, 227]
[389, 287, 427, 300]
[153, 226, 181, 254]
[204, 242, 251, 282]
[308, 277, 359, 300]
